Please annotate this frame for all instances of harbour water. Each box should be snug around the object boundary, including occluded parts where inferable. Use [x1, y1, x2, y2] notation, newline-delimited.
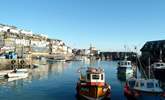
[0, 59, 164, 100]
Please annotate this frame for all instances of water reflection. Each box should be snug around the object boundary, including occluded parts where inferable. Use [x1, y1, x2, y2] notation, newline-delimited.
[30, 59, 69, 80]
[117, 68, 133, 82]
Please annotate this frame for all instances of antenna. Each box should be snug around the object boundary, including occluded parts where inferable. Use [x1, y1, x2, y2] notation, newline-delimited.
[160, 49, 162, 62]
[148, 57, 150, 79]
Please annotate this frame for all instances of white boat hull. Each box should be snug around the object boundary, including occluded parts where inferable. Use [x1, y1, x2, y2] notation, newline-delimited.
[7, 68, 29, 78]
[7, 72, 28, 78]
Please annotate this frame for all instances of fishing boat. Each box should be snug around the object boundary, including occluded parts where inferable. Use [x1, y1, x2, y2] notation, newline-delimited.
[76, 67, 111, 100]
[124, 78, 164, 97]
[124, 57, 165, 98]
[151, 61, 165, 70]
[118, 60, 133, 75]
[6, 69, 28, 78]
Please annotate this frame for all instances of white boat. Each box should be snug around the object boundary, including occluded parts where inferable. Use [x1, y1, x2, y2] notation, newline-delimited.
[7, 69, 28, 78]
[16, 68, 28, 72]
[133, 79, 163, 93]
[124, 78, 164, 97]
[118, 60, 133, 75]
[7, 75, 28, 82]
[151, 60, 165, 70]
[118, 60, 132, 68]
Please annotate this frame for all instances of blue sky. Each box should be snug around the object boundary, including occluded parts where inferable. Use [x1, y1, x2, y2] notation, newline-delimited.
[0, 0, 165, 52]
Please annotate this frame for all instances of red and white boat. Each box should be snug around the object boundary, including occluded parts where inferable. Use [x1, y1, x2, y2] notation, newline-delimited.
[76, 67, 111, 100]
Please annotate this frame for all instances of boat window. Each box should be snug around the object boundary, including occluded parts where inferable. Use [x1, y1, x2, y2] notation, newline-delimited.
[155, 83, 158, 87]
[101, 74, 103, 80]
[140, 82, 145, 87]
[128, 62, 131, 65]
[156, 64, 160, 67]
[92, 74, 99, 80]
[129, 80, 136, 88]
[87, 74, 90, 80]
[135, 82, 139, 87]
[147, 82, 154, 88]
[127, 67, 132, 70]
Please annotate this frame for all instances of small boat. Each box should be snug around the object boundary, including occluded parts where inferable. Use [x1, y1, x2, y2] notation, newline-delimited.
[118, 60, 134, 75]
[7, 75, 28, 82]
[124, 78, 164, 97]
[76, 67, 111, 100]
[6, 69, 28, 78]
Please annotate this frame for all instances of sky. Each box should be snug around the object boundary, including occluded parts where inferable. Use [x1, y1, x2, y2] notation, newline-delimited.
[0, 0, 165, 52]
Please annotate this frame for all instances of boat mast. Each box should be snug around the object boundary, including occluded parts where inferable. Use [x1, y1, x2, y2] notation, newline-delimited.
[160, 49, 162, 62]
[135, 46, 138, 78]
[148, 57, 150, 79]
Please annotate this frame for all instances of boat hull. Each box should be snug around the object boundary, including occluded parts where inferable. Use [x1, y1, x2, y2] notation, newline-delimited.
[124, 83, 164, 98]
[76, 83, 111, 100]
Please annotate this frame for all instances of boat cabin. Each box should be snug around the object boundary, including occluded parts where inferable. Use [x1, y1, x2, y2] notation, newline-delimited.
[118, 60, 132, 68]
[151, 62, 165, 69]
[133, 79, 163, 93]
[80, 67, 105, 86]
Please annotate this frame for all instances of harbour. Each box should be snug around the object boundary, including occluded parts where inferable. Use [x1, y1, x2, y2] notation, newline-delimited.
[0, 59, 164, 100]
[0, 0, 165, 99]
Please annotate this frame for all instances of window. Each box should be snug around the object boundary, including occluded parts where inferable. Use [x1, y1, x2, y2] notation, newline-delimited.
[155, 83, 158, 87]
[147, 82, 154, 88]
[129, 80, 136, 88]
[92, 74, 99, 80]
[136, 82, 139, 87]
[156, 64, 160, 67]
[87, 74, 90, 80]
[140, 82, 144, 87]
[101, 74, 103, 80]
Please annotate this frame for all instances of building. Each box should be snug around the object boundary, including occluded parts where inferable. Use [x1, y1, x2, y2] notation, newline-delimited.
[0, 23, 72, 58]
[140, 40, 165, 66]
[99, 52, 136, 60]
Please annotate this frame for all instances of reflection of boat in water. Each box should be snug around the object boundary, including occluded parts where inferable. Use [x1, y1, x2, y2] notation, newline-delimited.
[117, 67, 133, 82]
[76, 67, 111, 100]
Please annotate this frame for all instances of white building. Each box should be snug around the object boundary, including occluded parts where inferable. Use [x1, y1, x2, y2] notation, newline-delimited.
[20, 29, 33, 36]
